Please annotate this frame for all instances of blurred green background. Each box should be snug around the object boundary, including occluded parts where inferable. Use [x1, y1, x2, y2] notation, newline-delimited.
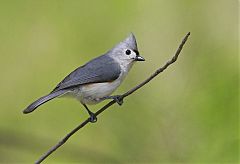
[0, 0, 238, 163]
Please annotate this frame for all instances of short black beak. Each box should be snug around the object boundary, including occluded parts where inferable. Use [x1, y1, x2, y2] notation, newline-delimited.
[135, 55, 145, 61]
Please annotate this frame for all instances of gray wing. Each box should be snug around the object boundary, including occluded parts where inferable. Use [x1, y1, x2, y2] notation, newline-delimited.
[52, 55, 121, 92]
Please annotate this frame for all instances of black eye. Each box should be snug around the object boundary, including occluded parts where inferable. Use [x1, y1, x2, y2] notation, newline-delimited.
[125, 49, 131, 55]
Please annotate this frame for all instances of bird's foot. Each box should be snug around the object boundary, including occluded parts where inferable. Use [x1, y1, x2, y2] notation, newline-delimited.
[82, 104, 97, 123]
[89, 112, 97, 123]
[103, 95, 123, 106]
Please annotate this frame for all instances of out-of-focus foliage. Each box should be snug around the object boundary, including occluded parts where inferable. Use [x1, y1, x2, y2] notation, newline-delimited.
[0, 0, 238, 163]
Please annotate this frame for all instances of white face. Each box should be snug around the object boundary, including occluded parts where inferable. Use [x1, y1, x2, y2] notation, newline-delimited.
[121, 48, 138, 61]
[109, 40, 144, 64]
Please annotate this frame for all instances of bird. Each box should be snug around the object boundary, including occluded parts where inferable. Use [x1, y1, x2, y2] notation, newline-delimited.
[23, 33, 145, 122]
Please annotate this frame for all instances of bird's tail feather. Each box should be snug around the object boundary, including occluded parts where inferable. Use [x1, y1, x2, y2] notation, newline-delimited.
[23, 90, 67, 114]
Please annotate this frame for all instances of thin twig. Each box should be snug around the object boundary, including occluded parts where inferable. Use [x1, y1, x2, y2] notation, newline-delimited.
[35, 32, 190, 164]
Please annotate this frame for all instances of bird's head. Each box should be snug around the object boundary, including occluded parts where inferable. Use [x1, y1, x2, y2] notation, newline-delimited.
[108, 33, 145, 64]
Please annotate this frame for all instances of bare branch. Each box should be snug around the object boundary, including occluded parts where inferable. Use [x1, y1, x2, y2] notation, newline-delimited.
[35, 32, 191, 164]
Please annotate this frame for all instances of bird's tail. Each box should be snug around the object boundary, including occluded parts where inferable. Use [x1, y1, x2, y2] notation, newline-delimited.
[23, 90, 67, 114]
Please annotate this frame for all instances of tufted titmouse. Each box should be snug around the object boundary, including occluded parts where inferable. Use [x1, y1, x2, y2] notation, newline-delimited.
[23, 33, 145, 122]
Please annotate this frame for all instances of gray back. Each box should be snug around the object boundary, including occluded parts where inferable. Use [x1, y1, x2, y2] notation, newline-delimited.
[52, 55, 121, 92]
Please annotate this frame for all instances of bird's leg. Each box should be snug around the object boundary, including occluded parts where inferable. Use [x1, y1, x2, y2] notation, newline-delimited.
[82, 104, 97, 123]
[101, 95, 123, 106]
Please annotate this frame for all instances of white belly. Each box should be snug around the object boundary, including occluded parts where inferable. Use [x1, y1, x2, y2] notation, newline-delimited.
[76, 79, 122, 104]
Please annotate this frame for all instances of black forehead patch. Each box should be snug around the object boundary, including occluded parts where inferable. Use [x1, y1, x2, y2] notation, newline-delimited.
[133, 50, 139, 55]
